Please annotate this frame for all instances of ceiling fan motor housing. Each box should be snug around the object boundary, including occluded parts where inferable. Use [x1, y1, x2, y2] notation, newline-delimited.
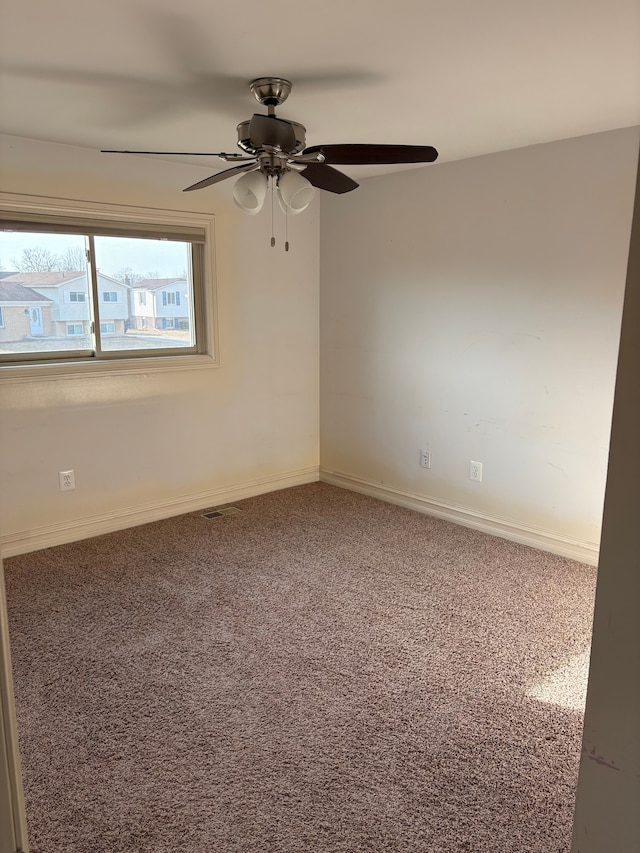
[236, 118, 307, 156]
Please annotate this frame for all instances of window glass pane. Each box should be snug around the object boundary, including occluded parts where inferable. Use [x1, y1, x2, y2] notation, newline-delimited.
[93, 236, 195, 352]
[0, 231, 92, 355]
[1, 204, 209, 368]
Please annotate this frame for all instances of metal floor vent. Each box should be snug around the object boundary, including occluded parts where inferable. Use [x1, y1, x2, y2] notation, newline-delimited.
[202, 506, 242, 519]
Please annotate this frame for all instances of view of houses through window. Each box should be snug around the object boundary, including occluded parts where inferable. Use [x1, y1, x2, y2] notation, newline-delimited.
[0, 230, 197, 359]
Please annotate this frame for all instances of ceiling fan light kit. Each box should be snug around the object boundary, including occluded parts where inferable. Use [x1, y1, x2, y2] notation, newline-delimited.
[102, 76, 438, 247]
[277, 170, 315, 215]
[232, 169, 268, 215]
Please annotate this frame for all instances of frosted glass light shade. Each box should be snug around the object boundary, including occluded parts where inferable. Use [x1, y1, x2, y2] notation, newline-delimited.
[233, 170, 268, 215]
[277, 170, 314, 215]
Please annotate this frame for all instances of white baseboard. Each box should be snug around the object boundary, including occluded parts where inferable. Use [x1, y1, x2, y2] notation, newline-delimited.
[2, 466, 599, 566]
[1, 466, 320, 558]
[320, 469, 599, 566]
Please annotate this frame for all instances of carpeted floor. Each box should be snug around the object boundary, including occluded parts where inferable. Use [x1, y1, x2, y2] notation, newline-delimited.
[4, 483, 596, 852]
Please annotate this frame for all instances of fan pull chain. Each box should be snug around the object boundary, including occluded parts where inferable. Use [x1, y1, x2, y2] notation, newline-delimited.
[270, 178, 276, 247]
[285, 207, 289, 252]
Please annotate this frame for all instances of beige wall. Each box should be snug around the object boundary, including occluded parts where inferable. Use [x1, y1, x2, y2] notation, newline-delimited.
[2, 128, 637, 559]
[320, 128, 639, 557]
[0, 135, 320, 554]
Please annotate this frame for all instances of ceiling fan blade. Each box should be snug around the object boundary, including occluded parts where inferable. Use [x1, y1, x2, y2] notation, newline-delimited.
[303, 144, 439, 165]
[101, 150, 253, 160]
[299, 163, 359, 194]
[249, 114, 296, 151]
[183, 162, 258, 192]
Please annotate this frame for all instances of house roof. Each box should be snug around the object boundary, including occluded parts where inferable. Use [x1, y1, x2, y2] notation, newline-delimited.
[133, 278, 187, 291]
[0, 281, 52, 303]
[2, 271, 131, 288]
[1, 271, 85, 287]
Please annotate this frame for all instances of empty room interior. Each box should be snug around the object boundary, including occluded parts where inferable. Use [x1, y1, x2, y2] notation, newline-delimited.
[1, 1, 639, 851]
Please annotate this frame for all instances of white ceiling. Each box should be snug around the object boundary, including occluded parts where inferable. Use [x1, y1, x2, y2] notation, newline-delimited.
[1, 0, 639, 182]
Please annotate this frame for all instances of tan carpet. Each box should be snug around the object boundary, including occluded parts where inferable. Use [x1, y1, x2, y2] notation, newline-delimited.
[4, 483, 596, 852]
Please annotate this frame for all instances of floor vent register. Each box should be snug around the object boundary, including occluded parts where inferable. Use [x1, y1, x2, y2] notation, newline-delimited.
[201, 506, 242, 519]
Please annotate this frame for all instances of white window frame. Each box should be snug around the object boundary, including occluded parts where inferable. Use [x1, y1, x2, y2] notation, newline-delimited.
[162, 291, 178, 306]
[66, 323, 84, 336]
[100, 322, 116, 335]
[0, 193, 218, 383]
[64, 290, 87, 303]
[101, 291, 119, 303]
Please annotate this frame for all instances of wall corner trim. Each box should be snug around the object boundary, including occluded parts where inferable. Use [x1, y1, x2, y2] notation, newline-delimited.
[320, 469, 599, 566]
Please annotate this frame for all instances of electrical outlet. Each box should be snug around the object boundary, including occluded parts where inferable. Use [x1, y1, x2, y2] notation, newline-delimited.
[59, 470, 75, 491]
[420, 449, 431, 469]
[469, 461, 482, 482]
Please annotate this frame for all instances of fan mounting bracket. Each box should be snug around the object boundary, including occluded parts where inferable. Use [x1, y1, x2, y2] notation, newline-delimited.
[250, 77, 292, 108]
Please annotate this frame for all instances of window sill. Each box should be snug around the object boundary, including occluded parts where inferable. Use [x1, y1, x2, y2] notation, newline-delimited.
[0, 351, 219, 383]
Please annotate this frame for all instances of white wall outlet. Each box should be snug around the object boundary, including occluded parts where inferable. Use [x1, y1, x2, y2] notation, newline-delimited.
[469, 461, 483, 482]
[59, 470, 75, 491]
[420, 449, 431, 469]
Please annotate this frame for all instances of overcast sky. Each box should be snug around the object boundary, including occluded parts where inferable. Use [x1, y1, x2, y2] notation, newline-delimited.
[0, 232, 189, 278]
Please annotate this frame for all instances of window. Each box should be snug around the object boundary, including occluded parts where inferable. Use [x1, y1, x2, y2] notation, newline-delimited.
[0, 307, 4, 328]
[162, 318, 175, 329]
[0, 196, 215, 373]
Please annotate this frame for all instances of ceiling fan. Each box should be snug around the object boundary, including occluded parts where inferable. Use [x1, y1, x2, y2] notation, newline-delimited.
[104, 76, 437, 192]
[103, 76, 438, 246]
